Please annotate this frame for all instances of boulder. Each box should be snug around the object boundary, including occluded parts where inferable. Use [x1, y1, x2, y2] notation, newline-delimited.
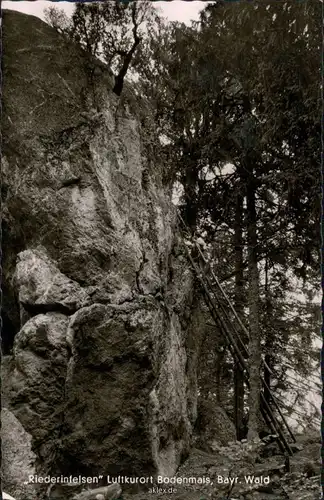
[47, 483, 122, 500]
[1, 407, 37, 500]
[72, 484, 122, 500]
[195, 398, 236, 451]
[3, 493, 18, 500]
[14, 248, 92, 316]
[9, 312, 70, 461]
[2, 10, 199, 496]
[290, 442, 320, 476]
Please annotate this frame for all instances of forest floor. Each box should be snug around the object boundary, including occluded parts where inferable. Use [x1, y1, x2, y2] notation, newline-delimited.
[121, 433, 321, 500]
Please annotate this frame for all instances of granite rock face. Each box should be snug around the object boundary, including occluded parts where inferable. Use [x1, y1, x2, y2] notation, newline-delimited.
[10, 312, 70, 458]
[2, 10, 199, 497]
[195, 398, 236, 451]
[1, 407, 37, 500]
[15, 248, 92, 318]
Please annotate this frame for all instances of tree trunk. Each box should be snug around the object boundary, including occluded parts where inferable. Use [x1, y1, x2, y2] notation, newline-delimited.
[183, 162, 199, 230]
[233, 189, 246, 440]
[113, 4, 141, 97]
[215, 346, 226, 404]
[263, 257, 274, 407]
[113, 35, 140, 96]
[264, 353, 271, 405]
[246, 170, 261, 441]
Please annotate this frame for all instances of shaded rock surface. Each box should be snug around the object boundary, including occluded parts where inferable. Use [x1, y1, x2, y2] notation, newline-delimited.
[9, 311, 70, 464]
[194, 397, 236, 451]
[2, 10, 200, 500]
[1, 407, 37, 500]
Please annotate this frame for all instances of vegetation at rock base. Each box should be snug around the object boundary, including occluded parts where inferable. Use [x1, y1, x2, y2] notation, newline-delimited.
[115, 438, 321, 500]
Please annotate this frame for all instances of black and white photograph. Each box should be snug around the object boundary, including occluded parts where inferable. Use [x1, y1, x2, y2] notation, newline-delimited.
[1, 1, 322, 499]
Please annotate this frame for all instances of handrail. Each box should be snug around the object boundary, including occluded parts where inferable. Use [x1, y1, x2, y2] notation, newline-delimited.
[179, 213, 273, 375]
[178, 212, 296, 455]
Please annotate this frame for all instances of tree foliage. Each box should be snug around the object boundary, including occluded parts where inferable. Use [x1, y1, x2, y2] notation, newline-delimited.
[45, 1, 158, 96]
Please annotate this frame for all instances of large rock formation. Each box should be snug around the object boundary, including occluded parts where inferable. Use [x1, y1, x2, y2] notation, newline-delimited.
[2, 10, 200, 499]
